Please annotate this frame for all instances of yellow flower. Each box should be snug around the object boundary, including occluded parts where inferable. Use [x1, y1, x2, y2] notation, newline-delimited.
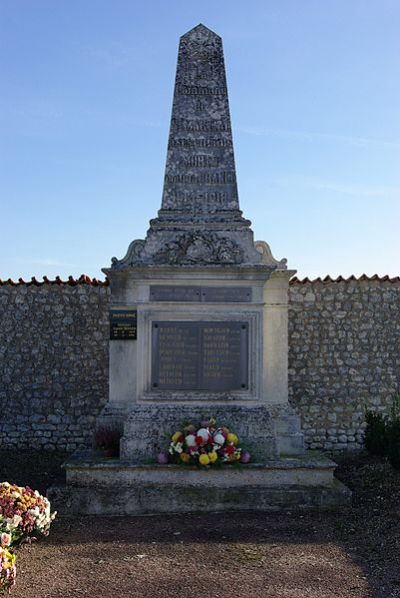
[227, 433, 238, 445]
[180, 452, 190, 463]
[171, 431, 183, 443]
[208, 452, 218, 463]
[199, 454, 210, 466]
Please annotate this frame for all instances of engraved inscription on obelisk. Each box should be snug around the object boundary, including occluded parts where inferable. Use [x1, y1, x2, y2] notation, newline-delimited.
[108, 23, 267, 268]
[161, 24, 240, 215]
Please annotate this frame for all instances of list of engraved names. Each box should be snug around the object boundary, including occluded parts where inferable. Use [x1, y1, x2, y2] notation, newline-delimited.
[152, 321, 248, 391]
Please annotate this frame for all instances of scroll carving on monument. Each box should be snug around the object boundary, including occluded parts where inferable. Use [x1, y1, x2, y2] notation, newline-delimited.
[153, 232, 244, 265]
[254, 241, 287, 269]
[111, 239, 145, 270]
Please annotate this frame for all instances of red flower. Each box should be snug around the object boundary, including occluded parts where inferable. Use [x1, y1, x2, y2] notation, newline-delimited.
[195, 436, 203, 446]
[226, 445, 235, 455]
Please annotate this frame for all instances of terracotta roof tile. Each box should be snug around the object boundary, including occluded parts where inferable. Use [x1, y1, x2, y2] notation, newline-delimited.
[290, 274, 400, 285]
[0, 275, 109, 286]
[1, 274, 399, 287]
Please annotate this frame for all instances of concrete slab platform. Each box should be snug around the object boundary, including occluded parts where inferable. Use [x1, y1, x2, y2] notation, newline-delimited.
[47, 451, 351, 515]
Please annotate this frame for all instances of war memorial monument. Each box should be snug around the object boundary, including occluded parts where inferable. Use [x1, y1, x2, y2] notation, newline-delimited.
[57, 25, 350, 513]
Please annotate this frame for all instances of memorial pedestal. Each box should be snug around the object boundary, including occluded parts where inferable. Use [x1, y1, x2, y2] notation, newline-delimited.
[97, 264, 303, 463]
[120, 404, 278, 462]
[49, 452, 351, 516]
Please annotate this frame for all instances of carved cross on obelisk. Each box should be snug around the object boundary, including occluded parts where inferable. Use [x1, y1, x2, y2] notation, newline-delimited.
[160, 23, 241, 217]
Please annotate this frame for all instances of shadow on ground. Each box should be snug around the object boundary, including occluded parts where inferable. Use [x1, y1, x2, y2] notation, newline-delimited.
[1, 450, 400, 597]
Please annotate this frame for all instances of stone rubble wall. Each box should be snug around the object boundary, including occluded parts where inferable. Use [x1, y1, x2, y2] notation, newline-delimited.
[0, 276, 399, 451]
[289, 277, 400, 450]
[0, 280, 109, 451]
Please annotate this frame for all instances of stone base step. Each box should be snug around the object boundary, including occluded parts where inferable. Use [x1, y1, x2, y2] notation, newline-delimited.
[47, 451, 351, 515]
[119, 404, 280, 462]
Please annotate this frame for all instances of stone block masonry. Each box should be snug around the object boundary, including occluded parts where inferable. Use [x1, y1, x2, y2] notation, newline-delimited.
[0, 274, 399, 451]
[289, 275, 400, 450]
[0, 277, 109, 451]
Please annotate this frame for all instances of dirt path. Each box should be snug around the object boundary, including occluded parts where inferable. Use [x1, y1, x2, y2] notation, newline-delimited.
[12, 512, 372, 598]
[3, 451, 400, 597]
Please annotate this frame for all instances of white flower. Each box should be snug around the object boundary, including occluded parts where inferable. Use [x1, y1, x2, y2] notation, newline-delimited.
[197, 428, 209, 442]
[213, 432, 225, 445]
[185, 434, 197, 447]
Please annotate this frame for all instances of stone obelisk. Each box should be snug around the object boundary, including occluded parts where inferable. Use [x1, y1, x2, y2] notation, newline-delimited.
[161, 23, 240, 216]
[109, 24, 268, 268]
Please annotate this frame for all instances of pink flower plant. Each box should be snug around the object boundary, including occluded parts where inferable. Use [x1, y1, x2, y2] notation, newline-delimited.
[0, 482, 56, 593]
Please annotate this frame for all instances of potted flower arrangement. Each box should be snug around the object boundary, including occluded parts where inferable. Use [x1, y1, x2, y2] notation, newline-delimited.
[0, 544, 16, 594]
[0, 482, 56, 546]
[0, 482, 56, 593]
[93, 426, 121, 458]
[158, 417, 251, 467]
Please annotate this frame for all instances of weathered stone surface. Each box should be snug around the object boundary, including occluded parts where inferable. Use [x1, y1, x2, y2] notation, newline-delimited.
[49, 482, 351, 516]
[1, 278, 399, 450]
[289, 279, 400, 449]
[162, 24, 238, 214]
[107, 24, 264, 270]
[48, 453, 351, 515]
[0, 283, 109, 449]
[120, 404, 278, 462]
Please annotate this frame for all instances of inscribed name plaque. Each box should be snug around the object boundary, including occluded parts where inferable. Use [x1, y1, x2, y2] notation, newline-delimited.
[151, 321, 248, 391]
[109, 310, 137, 340]
[150, 285, 251, 302]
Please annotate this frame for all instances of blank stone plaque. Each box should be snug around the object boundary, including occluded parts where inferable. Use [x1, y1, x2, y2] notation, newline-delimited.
[150, 286, 201, 302]
[201, 287, 251, 302]
[151, 321, 248, 391]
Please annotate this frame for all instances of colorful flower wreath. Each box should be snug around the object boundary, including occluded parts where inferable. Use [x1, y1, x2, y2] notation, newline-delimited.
[158, 417, 251, 466]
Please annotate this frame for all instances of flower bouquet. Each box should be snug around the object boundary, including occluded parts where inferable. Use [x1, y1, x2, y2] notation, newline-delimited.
[0, 483, 56, 593]
[0, 545, 16, 594]
[158, 417, 251, 467]
[0, 483, 56, 547]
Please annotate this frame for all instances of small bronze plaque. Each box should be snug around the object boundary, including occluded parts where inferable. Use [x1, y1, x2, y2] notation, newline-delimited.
[151, 321, 248, 391]
[150, 285, 201, 302]
[201, 287, 251, 302]
[110, 309, 137, 340]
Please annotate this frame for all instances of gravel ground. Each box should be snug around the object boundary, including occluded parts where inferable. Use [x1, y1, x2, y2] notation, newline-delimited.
[1, 450, 400, 598]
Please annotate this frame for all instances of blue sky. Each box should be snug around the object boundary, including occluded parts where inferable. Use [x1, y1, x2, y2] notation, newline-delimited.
[1, 0, 399, 280]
